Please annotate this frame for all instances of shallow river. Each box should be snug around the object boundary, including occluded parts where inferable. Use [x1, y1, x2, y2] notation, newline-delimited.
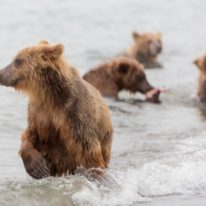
[0, 0, 206, 205]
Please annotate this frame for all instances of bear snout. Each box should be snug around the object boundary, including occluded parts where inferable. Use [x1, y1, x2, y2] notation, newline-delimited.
[150, 41, 162, 56]
[138, 79, 154, 94]
[156, 44, 162, 54]
[0, 68, 8, 86]
[0, 64, 18, 87]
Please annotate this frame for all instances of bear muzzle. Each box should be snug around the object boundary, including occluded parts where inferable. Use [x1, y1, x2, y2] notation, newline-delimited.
[138, 80, 161, 103]
[0, 64, 20, 87]
[150, 41, 162, 56]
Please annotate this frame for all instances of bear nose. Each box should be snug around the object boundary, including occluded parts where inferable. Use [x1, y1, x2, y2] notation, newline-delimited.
[155, 42, 162, 53]
[150, 42, 162, 55]
[0, 64, 14, 87]
[0, 69, 4, 85]
[157, 46, 162, 53]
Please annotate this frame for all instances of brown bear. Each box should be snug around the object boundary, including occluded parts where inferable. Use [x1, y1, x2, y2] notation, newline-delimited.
[0, 41, 113, 179]
[83, 56, 163, 103]
[194, 54, 206, 102]
[124, 32, 163, 68]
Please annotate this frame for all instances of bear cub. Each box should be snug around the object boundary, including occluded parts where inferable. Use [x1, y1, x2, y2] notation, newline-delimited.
[0, 41, 113, 179]
[83, 56, 163, 103]
[124, 32, 163, 68]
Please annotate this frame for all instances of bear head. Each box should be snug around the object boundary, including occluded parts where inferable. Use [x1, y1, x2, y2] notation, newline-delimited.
[112, 57, 154, 94]
[0, 41, 65, 99]
[132, 32, 162, 61]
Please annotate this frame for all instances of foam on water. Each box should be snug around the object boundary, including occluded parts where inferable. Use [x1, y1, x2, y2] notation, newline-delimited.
[1, 151, 206, 206]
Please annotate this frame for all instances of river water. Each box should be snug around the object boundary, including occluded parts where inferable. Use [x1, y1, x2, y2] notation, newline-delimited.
[0, 0, 206, 205]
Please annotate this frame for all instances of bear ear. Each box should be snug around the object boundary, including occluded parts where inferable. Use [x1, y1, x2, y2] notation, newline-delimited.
[42, 44, 64, 60]
[157, 32, 162, 38]
[132, 32, 141, 41]
[118, 63, 129, 74]
[194, 59, 199, 67]
[39, 40, 49, 45]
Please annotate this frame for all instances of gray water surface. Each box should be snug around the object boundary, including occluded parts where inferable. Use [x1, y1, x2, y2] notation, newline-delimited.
[0, 0, 206, 205]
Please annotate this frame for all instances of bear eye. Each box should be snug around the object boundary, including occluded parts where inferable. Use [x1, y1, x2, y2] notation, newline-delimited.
[14, 58, 24, 67]
[119, 63, 129, 74]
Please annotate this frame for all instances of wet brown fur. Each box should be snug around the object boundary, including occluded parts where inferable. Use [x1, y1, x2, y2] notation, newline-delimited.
[83, 56, 153, 97]
[194, 54, 206, 102]
[0, 41, 113, 178]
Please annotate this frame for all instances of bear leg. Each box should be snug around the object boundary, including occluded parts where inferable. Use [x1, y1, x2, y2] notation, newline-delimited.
[20, 129, 50, 179]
